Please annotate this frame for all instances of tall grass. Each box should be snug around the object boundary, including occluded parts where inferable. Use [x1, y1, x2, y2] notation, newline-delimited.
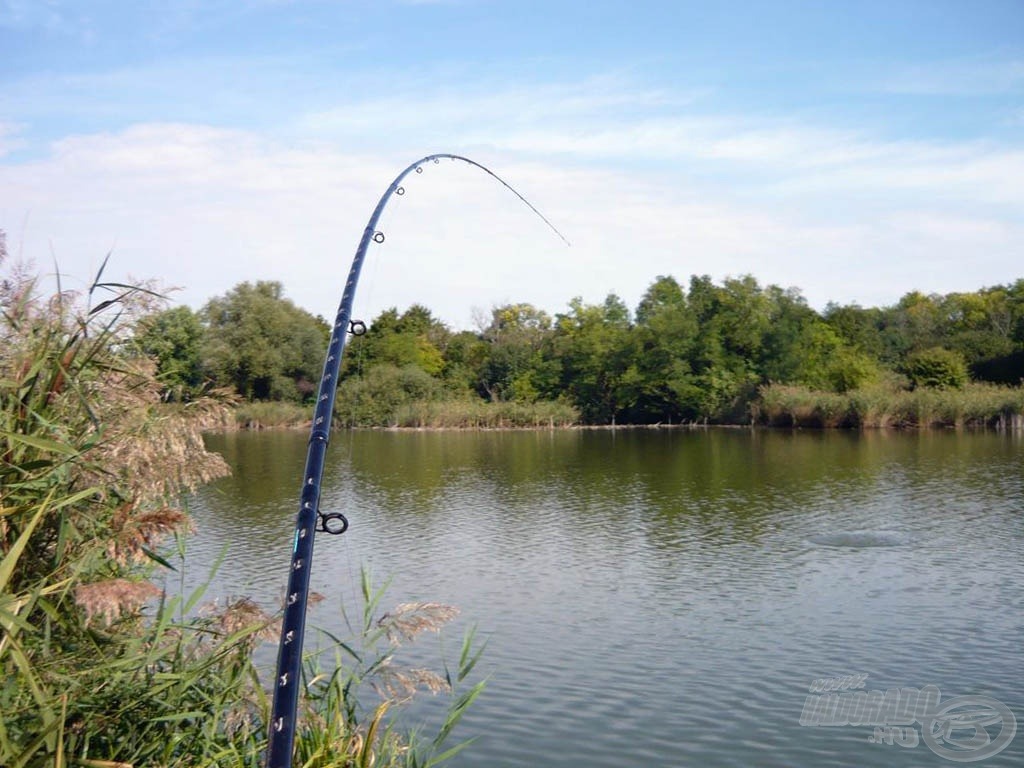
[0, 258, 484, 766]
[391, 398, 580, 429]
[758, 382, 1024, 429]
[231, 400, 311, 429]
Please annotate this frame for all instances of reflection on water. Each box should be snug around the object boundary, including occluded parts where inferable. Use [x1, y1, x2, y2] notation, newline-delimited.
[181, 428, 1024, 767]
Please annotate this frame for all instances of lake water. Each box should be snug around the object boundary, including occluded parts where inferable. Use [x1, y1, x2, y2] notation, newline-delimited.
[179, 428, 1024, 767]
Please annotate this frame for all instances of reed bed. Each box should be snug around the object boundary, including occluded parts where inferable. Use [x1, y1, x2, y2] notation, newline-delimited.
[0, 261, 484, 767]
[231, 399, 312, 429]
[225, 396, 580, 431]
[758, 382, 1024, 429]
[390, 398, 580, 429]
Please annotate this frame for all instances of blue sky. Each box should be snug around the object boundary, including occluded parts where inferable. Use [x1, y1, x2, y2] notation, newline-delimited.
[1, 0, 1022, 327]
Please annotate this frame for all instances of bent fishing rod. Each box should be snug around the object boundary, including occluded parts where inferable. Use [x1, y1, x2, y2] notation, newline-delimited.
[266, 153, 568, 767]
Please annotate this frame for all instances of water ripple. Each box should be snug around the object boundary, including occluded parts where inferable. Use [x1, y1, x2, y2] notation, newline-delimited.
[182, 430, 1024, 768]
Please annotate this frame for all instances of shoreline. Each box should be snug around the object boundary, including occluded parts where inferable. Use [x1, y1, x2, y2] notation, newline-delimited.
[220, 382, 1024, 433]
[221, 380, 1024, 433]
[211, 419, 1024, 434]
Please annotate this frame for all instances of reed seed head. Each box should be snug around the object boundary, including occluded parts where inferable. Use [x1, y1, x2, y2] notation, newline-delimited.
[75, 578, 163, 627]
[377, 602, 460, 645]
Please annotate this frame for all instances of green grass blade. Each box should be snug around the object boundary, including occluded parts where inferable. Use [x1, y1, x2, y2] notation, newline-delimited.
[0, 432, 77, 456]
[0, 495, 50, 594]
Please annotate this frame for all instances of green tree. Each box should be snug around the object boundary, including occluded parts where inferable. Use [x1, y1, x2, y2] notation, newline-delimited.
[1008, 279, 1024, 344]
[476, 303, 553, 402]
[629, 276, 699, 422]
[347, 304, 449, 376]
[685, 275, 768, 421]
[759, 287, 820, 384]
[550, 294, 637, 423]
[440, 329, 491, 395]
[716, 275, 775, 360]
[200, 281, 329, 401]
[791, 322, 880, 392]
[941, 289, 1016, 368]
[823, 302, 889, 363]
[880, 291, 945, 361]
[761, 291, 880, 392]
[133, 305, 206, 400]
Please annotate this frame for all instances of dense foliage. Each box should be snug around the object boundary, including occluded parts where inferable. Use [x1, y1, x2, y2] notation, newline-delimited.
[135, 281, 329, 403]
[141, 271, 1024, 426]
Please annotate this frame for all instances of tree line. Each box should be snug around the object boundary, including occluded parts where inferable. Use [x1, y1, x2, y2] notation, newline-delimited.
[135, 274, 1024, 425]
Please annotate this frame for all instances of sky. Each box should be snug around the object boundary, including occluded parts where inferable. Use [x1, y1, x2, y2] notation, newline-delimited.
[1, 0, 1022, 329]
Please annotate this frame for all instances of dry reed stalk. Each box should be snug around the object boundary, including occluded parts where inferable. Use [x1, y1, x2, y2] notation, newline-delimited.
[377, 602, 460, 645]
[373, 659, 451, 703]
[74, 578, 163, 627]
[107, 505, 194, 565]
[75, 359, 232, 506]
[200, 596, 280, 645]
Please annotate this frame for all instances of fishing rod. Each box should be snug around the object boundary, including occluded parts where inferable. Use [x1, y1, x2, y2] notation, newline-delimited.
[265, 153, 569, 767]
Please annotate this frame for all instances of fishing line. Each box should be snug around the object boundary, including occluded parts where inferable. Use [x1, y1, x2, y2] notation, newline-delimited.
[353, 164, 410, 347]
[265, 153, 569, 768]
[334, 162, 422, 586]
[335, 167, 404, 578]
[333, 168, 422, 626]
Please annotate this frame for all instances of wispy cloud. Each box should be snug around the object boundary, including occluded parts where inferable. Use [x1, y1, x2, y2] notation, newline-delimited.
[0, 0, 64, 30]
[881, 54, 1024, 96]
[0, 123, 26, 158]
[296, 75, 691, 138]
[305, 80, 1024, 216]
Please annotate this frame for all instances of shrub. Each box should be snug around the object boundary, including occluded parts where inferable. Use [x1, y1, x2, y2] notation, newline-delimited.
[336, 364, 443, 426]
[904, 347, 969, 390]
[336, 364, 580, 428]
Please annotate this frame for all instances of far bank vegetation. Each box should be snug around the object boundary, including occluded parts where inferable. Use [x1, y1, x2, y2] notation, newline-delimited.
[133, 269, 1024, 430]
